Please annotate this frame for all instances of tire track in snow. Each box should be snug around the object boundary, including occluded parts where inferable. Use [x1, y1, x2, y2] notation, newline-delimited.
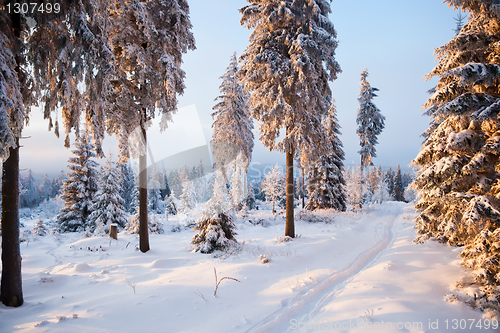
[244, 205, 403, 333]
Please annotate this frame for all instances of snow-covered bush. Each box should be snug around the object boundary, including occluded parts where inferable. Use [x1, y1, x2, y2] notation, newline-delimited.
[191, 169, 237, 254]
[125, 210, 164, 235]
[32, 218, 48, 236]
[191, 212, 237, 254]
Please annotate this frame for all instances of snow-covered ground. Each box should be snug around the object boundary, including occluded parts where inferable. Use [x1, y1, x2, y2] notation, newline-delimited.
[1, 202, 498, 332]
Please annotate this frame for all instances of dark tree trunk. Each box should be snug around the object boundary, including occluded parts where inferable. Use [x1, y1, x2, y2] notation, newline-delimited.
[139, 123, 150, 253]
[1, 138, 23, 307]
[1, 9, 24, 308]
[285, 150, 295, 238]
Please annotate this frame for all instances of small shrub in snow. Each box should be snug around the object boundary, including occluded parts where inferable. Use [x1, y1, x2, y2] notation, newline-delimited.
[126, 210, 164, 234]
[259, 254, 270, 264]
[275, 235, 294, 244]
[148, 215, 164, 234]
[33, 218, 48, 236]
[247, 218, 269, 227]
[296, 210, 325, 223]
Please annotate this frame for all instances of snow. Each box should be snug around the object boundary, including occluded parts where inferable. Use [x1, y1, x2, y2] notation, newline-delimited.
[1, 202, 497, 332]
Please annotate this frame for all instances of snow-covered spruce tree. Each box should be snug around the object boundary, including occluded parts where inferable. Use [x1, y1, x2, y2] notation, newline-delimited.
[365, 167, 379, 203]
[239, 0, 341, 237]
[344, 166, 364, 210]
[148, 167, 165, 214]
[305, 103, 346, 211]
[261, 164, 285, 215]
[373, 166, 390, 204]
[211, 52, 254, 204]
[168, 169, 183, 199]
[57, 133, 99, 233]
[385, 167, 395, 200]
[179, 180, 196, 214]
[393, 165, 405, 202]
[129, 183, 139, 215]
[107, 0, 195, 252]
[164, 193, 177, 217]
[356, 69, 385, 208]
[20, 169, 40, 208]
[40, 174, 53, 202]
[191, 169, 237, 254]
[120, 163, 135, 213]
[88, 156, 127, 235]
[412, 0, 500, 313]
[160, 169, 171, 199]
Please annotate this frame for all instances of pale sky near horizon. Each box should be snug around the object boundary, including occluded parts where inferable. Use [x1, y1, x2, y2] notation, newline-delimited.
[20, 0, 459, 178]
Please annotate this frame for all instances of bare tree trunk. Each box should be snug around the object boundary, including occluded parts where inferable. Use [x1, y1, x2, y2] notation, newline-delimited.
[139, 122, 150, 253]
[285, 150, 295, 238]
[1, 138, 23, 307]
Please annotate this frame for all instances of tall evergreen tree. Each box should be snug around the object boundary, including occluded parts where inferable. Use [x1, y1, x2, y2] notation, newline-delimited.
[107, 0, 195, 252]
[88, 156, 128, 234]
[412, 0, 500, 311]
[261, 164, 285, 215]
[344, 166, 363, 210]
[159, 169, 171, 199]
[40, 174, 53, 202]
[239, 0, 341, 237]
[168, 169, 182, 199]
[372, 166, 389, 204]
[305, 104, 346, 211]
[57, 134, 99, 232]
[120, 163, 135, 213]
[356, 69, 385, 208]
[393, 165, 404, 202]
[148, 167, 165, 214]
[356, 69, 385, 169]
[211, 52, 254, 196]
[385, 167, 395, 199]
[20, 169, 40, 208]
[179, 179, 196, 214]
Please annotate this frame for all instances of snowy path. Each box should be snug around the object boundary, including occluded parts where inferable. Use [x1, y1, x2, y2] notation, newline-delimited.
[244, 205, 402, 333]
[1, 202, 495, 333]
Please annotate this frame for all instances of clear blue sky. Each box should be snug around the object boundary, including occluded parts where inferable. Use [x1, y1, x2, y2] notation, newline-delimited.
[21, 0, 459, 177]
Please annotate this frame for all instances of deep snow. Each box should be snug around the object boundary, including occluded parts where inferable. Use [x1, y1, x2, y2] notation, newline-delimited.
[0, 202, 497, 332]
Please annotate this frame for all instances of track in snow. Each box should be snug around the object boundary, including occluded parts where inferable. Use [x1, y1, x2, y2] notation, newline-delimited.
[244, 205, 403, 333]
